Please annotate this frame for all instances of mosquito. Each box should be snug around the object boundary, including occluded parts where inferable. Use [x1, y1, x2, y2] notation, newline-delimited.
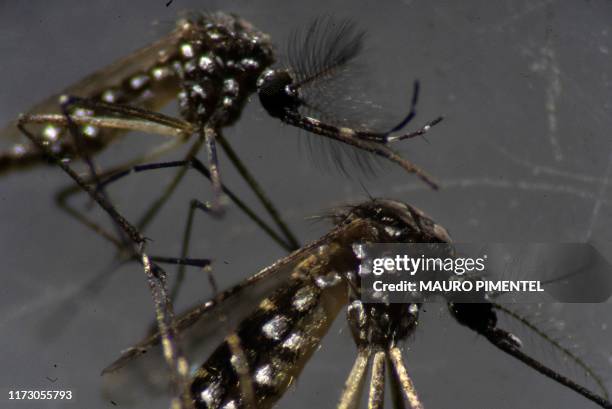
[99, 199, 612, 409]
[3, 12, 442, 258]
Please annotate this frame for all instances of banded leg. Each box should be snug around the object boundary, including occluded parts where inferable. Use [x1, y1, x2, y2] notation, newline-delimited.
[282, 111, 440, 190]
[338, 348, 371, 409]
[368, 351, 386, 409]
[135, 134, 205, 232]
[55, 138, 188, 251]
[381, 81, 443, 143]
[97, 158, 294, 251]
[19, 101, 194, 249]
[269, 80, 443, 189]
[19, 118, 193, 409]
[215, 130, 300, 251]
[95, 156, 297, 304]
[387, 347, 423, 409]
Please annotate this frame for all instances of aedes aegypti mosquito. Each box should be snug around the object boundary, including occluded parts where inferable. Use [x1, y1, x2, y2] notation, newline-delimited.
[5, 12, 442, 257]
[94, 200, 611, 409]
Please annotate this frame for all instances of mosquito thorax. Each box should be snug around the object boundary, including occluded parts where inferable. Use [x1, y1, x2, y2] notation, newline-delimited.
[256, 69, 301, 119]
[175, 13, 274, 127]
[340, 199, 452, 244]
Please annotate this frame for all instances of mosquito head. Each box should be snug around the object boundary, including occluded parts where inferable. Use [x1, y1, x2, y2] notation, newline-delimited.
[257, 68, 301, 118]
[341, 199, 451, 244]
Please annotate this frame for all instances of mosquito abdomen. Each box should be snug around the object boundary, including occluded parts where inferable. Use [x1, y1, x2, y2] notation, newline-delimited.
[190, 244, 353, 409]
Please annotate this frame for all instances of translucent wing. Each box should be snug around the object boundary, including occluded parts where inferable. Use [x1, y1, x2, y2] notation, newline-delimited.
[101, 221, 360, 404]
[0, 20, 185, 173]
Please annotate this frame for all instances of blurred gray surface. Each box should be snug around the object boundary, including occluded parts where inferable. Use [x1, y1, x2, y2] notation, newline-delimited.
[1, 0, 611, 408]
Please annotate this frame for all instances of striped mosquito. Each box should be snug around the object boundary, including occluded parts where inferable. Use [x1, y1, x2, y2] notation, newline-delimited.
[18, 120, 612, 408]
[4, 12, 442, 259]
[97, 198, 610, 409]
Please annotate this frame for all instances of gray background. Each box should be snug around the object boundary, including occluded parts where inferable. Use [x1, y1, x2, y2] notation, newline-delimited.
[1, 0, 611, 408]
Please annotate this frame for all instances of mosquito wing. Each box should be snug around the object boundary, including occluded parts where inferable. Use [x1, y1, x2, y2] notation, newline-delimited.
[101, 220, 363, 404]
[0, 19, 186, 173]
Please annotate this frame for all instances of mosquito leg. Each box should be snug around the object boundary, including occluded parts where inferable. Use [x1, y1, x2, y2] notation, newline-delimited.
[19, 113, 191, 140]
[20, 117, 192, 408]
[53, 139, 187, 253]
[142, 252, 193, 409]
[78, 149, 292, 301]
[226, 333, 256, 409]
[171, 198, 201, 302]
[20, 106, 191, 249]
[171, 130, 300, 301]
[385, 81, 421, 135]
[388, 347, 423, 409]
[338, 348, 371, 409]
[170, 187, 296, 302]
[149, 256, 211, 268]
[61, 96, 194, 135]
[387, 354, 408, 409]
[216, 130, 301, 250]
[282, 111, 439, 189]
[18, 119, 143, 244]
[194, 260, 257, 409]
[60, 97, 135, 248]
[385, 116, 443, 143]
[96, 157, 294, 251]
[203, 126, 224, 212]
[56, 191, 124, 248]
[60, 97, 102, 189]
[368, 350, 386, 409]
[333, 134, 439, 190]
[136, 136, 205, 235]
[380, 80, 444, 143]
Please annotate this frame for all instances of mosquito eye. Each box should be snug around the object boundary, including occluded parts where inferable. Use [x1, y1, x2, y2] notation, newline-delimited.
[257, 69, 300, 118]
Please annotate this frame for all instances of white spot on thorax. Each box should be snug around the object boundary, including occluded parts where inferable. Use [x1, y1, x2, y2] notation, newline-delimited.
[199, 55, 215, 72]
[223, 78, 239, 95]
